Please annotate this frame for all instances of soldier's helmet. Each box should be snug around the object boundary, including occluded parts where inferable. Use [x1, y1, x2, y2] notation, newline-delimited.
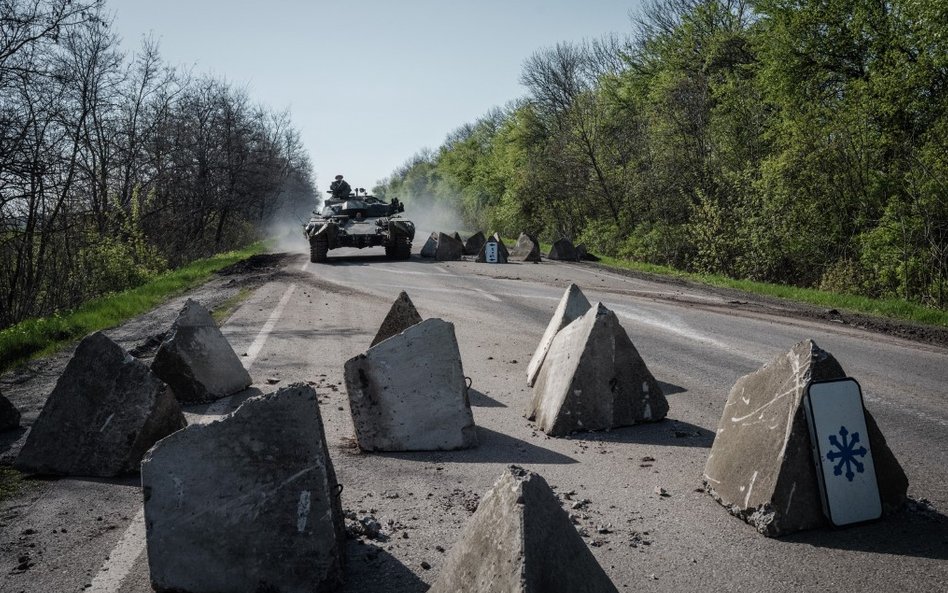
[335, 174, 344, 180]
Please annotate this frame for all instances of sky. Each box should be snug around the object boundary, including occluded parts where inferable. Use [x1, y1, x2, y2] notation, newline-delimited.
[109, 0, 642, 192]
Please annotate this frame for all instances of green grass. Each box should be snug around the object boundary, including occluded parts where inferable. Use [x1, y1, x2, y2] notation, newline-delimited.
[211, 287, 254, 325]
[0, 243, 266, 373]
[0, 466, 24, 503]
[594, 255, 948, 328]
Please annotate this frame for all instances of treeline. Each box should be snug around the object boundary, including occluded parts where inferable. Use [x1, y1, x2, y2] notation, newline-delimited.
[377, 0, 948, 308]
[0, 0, 316, 328]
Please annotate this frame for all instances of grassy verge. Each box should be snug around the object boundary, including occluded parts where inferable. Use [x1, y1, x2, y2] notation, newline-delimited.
[0, 243, 266, 373]
[211, 287, 254, 325]
[0, 466, 25, 504]
[595, 255, 948, 327]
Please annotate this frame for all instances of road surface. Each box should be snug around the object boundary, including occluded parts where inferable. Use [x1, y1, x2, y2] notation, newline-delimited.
[2, 242, 946, 593]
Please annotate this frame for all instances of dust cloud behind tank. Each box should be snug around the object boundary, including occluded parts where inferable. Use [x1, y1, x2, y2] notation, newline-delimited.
[303, 187, 416, 262]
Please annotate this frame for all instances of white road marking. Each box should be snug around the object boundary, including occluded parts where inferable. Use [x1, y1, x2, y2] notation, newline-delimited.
[473, 287, 502, 303]
[87, 283, 298, 593]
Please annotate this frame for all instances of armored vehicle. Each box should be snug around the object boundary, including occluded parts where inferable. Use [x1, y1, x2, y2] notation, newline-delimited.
[304, 190, 415, 263]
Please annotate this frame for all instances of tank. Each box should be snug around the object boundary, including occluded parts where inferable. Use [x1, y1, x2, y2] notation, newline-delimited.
[304, 191, 415, 263]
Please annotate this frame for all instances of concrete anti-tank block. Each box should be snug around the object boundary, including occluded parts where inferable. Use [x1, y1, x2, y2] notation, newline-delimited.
[548, 238, 579, 261]
[0, 390, 20, 432]
[151, 299, 252, 403]
[464, 231, 486, 256]
[526, 284, 591, 387]
[371, 291, 423, 347]
[475, 236, 508, 263]
[528, 303, 667, 436]
[15, 332, 186, 476]
[511, 232, 542, 262]
[429, 465, 619, 593]
[142, 384, 345, 593]
[435, 232, 464, 261]
[420, 232, 439, 258]
[703, 339, 908, 536]
[345, 318, 477, 451]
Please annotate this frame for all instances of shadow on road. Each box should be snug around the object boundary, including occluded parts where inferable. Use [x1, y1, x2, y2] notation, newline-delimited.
[373, 426, 578, 465]
[183, 387, 264, 418]
[658, 380, 687, 395]
[468, 388, 506, 408]
[784, 504, 948, 560]
[342, 541, 429, 593]
[576, 418, 715, 448]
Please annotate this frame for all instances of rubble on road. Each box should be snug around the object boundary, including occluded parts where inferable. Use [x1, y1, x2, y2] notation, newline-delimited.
[371, 291, 423, 347]
[345, 318, 477, 451]
[428, 465, 619, 593]
[151, 299, 252, 403]
[548, 238, 579, 261]
[464, 231, 486, 256]
[435, 232, 465, 261]
[15, 332, 186, 477]
[527, 284, 591, 387]
[528, 303, 667, 436]
[703, 339, 908, 536]
[142, 384, 345, 593]
[0, 389, 21, 431]
[511, 232, 542, 263]
[420, 232, 439, 258]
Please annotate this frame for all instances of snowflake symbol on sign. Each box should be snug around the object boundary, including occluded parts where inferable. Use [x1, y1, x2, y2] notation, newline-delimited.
[826, 426, 868, 482]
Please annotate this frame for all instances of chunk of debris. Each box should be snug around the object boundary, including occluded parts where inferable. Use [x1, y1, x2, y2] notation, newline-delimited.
[428, 465, 619, 593]
[526, 284, 591, 387]
[371, 291, 424, 347]
[15, 332, 185, 477]
[345, 318, 477, 451]
[435, 232, 464, 261]
[420, 232, 439, 258]
[527, 303, 668, 436]
[547, 238, 579, 261]
[511, 232, 542, 263]
[142, 384, 345, 592]
[151, 299, 252, 403]
[0, 389, 20, 432]
[703, 339, 908, 536]
[464, 231, 486, 256]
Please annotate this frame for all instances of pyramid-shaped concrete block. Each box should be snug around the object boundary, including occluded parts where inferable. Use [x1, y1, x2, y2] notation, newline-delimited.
[464, 231, 486, 256]
[453, 231, 464, 244]
[475, 236, 508, 263]
[703, 339, 908, 536]
[143, 384, 345, 593]
[0, 390, 21, 432]
[15, 332, 186, 476]
[435, 232, 464, 261]
[371, 291, 423, 347]
[420, 232, 439, 258]
[528, 303, 667, 436]
[548, 238, 579, 261]
[526, 284, 591, 387]
[345, 318, 477, 451]
[511, 232, 542, 262]
[429, 466, 619, 593]
[151, 299, 252, 403]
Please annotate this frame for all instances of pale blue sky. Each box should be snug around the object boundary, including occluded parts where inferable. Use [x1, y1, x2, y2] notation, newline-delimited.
[110, 1, 641, 191]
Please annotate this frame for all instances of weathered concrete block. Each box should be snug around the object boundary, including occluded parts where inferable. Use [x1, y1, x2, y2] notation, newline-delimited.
[575, 244, 599, 261]
[420, 232, 439, 258]
[453, 231, 464, 244]
[528, 303, 667, 436]
[435, 232, 464, 261]
[464, 231, 486, 256]
[371, 291, 423, 347]
[345, 318, 477, 451]
[475, 236, 508, 263]
[703, 339, 908, 536]
[429, 465, 618, 593]
[548, 238, 579, 261]
[151, 299, 252, 403]
[511, 232, 542, 263]
[0, 390, 20, 432]
[15, 332, 186, 476]
[142, 384, 345, 593]
[526, 284, 591, 387]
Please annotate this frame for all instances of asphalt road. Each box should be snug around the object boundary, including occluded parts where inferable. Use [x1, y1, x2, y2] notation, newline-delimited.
[2, 241, 947, 593]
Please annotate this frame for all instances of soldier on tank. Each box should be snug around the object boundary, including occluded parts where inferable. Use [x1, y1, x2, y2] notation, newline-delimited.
[329, 174, 351, 200]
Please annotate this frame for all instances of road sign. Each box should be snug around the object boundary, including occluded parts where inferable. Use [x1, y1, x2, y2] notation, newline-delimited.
[803, 378, 882, 527]
[484, 241, 498, 263]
